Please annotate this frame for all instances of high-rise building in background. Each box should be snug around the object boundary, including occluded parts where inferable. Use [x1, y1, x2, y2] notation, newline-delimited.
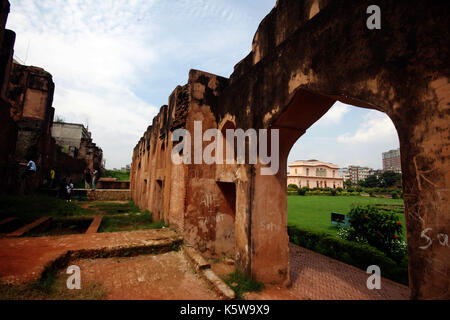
[382, 148, 401, 173]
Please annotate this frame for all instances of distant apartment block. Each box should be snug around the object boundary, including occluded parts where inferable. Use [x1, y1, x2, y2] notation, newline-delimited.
[287, 160, 343, 188]
[382, 148, 402, 173]
[52, 122, 103, 170]
[341, 165, 375, 185]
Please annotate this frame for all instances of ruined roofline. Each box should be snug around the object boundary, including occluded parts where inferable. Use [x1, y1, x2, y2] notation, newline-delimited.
[12, 61, 53, 79]
[53, 121, 85, 127]
[230, 0, 333, 83]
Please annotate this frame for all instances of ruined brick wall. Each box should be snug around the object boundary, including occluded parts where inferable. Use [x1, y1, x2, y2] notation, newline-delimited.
[6, 62, 56, 191]
[131, 0, 449, 299]
[0, 0, 17, 193]
[132, 71, 237, 258]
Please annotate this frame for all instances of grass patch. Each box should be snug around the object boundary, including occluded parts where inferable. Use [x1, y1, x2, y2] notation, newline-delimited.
[288, 195, 406, 240]
[98, 210, 166, 233]
[0, 195, 95, 220]
[91, 201, 140, 215]
[0, 270, 106, 300]
[222, 271, 264, 300]
[104, 170, 130, 181]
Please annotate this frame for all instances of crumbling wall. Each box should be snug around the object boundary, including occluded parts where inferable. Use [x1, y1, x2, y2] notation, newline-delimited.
[0, 0, 17, 193]
[132, 0, 449, 299]
[5, 62, 56, 191]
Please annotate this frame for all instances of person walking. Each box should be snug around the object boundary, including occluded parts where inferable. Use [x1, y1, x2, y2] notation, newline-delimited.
[84, 168, 91, 189]
[66, 178, 74, 202]
[22, 158, 37, 194]
[91, 168, 98, 190]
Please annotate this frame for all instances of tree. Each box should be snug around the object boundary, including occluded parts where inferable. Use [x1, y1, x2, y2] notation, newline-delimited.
[379, 171, 402, 188]
[344, 179, 352, 189]
[361, 175, 379, 188]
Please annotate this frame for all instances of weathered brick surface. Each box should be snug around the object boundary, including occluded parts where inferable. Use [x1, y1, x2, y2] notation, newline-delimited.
[245, 243, 410, 300]
[85, 216, 102, 234]
[0, 228, 180, 284]
[130, 0, 449, 299]
[74, 251, 219, 300]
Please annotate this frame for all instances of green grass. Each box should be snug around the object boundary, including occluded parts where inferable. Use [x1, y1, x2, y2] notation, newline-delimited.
[287, 195, 406, 239]
[222, 271, 264, 300]
[98, 210, 166, 233]
[91, 201, 141, 215]
[0, 195, 95, 219]
[104, 170, 130, 181]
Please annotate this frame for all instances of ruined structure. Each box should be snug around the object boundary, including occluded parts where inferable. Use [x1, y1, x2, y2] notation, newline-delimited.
[139, 0, 449, 299]
[0, 0, 17, 192]
[0, 0, 102, 192]
[52, 122, 103, 171]
[6, 62, 56, 190]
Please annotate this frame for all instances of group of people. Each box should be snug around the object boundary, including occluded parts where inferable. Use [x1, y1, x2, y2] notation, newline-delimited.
[57, 168, 98, 202]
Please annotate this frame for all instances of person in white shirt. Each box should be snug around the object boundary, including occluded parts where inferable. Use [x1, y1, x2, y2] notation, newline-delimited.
[27, 160, 37, 172]
[91, 169, 98, 190]
[66, 179, 74, 202]
[21, 158, 37, 194]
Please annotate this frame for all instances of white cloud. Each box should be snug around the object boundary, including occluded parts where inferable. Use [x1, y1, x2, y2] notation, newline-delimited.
[337, 110, 398, 144]
[318, 101, 351, 124]
[6, 0, 276, 168]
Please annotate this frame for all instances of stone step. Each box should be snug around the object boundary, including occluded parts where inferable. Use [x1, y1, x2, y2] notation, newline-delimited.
[7, 216, 51, 237]
[183, 246, 235, 300]
[85, 216, 102, 234]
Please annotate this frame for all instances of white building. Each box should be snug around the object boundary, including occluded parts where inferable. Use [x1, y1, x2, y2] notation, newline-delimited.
[287, 160, 344, 188]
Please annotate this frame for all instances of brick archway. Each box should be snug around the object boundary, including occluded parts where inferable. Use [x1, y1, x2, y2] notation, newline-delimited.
[131, 0, 449, 299]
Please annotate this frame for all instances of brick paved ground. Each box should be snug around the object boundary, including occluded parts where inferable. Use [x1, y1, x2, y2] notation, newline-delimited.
[71, 251, 219, 300]
[1, 228, 411, 300]
[245, 243, 411, 300]
[0, 228, 181, 284]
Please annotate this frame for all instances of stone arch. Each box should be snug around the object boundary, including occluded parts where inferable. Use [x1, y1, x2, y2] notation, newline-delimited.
[214, 0, 449, 299]
[131, 0, 449, 299]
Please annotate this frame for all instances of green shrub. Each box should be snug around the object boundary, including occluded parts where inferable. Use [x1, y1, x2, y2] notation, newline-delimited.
[297, 188, 306, 196]
[346, 205, 404, 261]
[287, 225, 408, 285]
[288, 184, 299, 190]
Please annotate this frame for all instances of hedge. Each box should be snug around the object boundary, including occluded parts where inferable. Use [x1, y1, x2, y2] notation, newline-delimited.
[287, 225, 409, 285]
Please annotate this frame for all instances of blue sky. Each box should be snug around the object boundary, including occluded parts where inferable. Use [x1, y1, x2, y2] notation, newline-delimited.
[7, 0, 399, 170]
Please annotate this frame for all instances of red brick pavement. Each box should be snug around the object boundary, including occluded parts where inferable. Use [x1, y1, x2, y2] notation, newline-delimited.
[245, 243, 411, 300]
[72, 251, 219, 300]
[0, 228, 181, 284]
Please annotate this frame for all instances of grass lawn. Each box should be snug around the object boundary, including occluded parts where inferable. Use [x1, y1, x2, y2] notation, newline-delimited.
[0, 195, 95, 219]
[104, 170, 130, 181]
[98, 211, 166, 233]
[91, 201, 141, 215]
[287, 195, 406, 239]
